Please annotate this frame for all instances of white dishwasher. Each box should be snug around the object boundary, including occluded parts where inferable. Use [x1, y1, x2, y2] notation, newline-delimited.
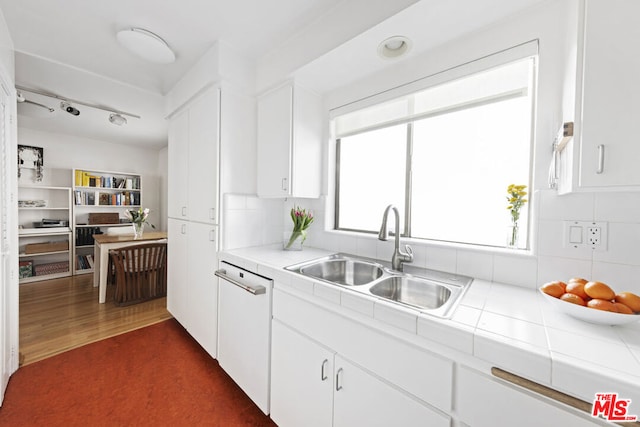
[215, 261, 273, 415]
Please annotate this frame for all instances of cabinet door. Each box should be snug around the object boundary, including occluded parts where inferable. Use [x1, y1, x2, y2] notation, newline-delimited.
[579, 0, 640, 188]
[270, 320, 334, 427]
[333, 355, 450, 427]
[168, 110, 189, 219]
[188, 88, 220, 224]
[184, 222, 218, 358]
[257, 84, 293, 198]
[167, 218, 188, 323]
[457, 367, 602, 427]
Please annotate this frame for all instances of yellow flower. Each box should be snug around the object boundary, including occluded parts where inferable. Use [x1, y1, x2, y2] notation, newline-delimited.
[506, 184, 528, 225]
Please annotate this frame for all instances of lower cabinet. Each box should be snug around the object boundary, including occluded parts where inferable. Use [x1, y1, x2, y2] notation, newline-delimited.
[456, 366, 605, 427]
[271, 320, 450, 427]
[167, 218, 218, 358]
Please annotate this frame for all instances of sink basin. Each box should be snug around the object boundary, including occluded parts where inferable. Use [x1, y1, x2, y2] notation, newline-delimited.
[286, 253, 472, 318]
[299, 257, 384, 286]
[369, 276, 452, 310]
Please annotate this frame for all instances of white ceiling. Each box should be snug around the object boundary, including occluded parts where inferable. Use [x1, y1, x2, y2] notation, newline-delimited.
[0, 0, 549, 149]
[0, 0, 350, 149]
[0, 0, 349, 94]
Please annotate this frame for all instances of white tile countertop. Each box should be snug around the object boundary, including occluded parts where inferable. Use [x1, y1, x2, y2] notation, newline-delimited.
[220, 245, 640, 409]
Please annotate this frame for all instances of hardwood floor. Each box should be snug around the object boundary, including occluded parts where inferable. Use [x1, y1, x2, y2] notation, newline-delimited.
[19, 273, 172, 366]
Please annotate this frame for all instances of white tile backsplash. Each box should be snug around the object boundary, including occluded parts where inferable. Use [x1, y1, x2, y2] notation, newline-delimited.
[223, 193, 284, 250]
[593, 222, 640, 266]
[538, 190, 594, 221]
[223, 187, 640, 291]
[493, 254, 538, 288]
[456, 250, 494, 281]
[425, 246, 457, 272]
[595, 192, 640, 223]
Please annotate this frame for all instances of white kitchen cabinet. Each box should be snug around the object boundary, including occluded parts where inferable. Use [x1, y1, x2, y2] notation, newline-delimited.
[332, 355, 450, 427]
[562, 0, 640, 192]
[257, 82, 322, 198]
[271, 319, 450, 427]
[168, 86, 220, 223]
[167, 218, 218, 358]
[457, 366, 604, 427]
[167, 218, 187, 321]
[271, 320, 334, 427]
[167, 110, 189, 219]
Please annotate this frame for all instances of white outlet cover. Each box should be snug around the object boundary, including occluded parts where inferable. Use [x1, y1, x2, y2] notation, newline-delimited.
[563, 221, 607, 251]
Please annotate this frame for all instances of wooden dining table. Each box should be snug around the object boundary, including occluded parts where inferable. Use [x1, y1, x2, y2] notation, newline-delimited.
[93, 231, 168, 303]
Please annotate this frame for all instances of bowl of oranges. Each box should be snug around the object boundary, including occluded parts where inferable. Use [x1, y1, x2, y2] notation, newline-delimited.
[539, 278, 640, 325]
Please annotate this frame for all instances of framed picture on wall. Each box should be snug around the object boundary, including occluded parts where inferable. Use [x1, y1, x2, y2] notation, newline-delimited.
[17, 144, 44, 181]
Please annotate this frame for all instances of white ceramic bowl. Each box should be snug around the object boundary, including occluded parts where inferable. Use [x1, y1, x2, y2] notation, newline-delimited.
[539, 290, 640, 326]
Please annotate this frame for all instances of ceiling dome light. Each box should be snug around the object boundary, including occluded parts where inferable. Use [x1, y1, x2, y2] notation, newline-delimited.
[377, 36, 412, 59]
[109, 113, 127, 126]
[116, 28, 176, 64]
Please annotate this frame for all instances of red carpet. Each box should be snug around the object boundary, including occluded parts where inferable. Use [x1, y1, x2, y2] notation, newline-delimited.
[0, 319, 277, 427]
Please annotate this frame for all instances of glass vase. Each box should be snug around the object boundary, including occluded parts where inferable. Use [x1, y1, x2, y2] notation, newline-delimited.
[506, 224, 519, 248]
[133, 222, 144, 239]
[283, 230, 304, 251]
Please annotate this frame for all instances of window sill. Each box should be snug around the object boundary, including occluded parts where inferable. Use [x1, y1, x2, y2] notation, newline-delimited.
[324, 229, 535, 258]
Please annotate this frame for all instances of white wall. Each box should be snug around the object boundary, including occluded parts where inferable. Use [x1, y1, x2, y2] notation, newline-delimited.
[264, 0, 640, 295]
[16, 127, 164, 230]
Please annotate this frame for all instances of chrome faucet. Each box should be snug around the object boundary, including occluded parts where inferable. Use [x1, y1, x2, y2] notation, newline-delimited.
[378, 205, 413, 271]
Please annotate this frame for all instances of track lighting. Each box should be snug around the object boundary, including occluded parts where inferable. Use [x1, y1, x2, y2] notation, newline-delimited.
[16, 85, 141, 122]
[60, 101, 80, 116]
[109, 113, 127, 126]
[17, 91, 55, 114]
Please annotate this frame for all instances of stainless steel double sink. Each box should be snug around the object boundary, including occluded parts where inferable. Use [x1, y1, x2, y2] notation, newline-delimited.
[285, 253, 473, 318]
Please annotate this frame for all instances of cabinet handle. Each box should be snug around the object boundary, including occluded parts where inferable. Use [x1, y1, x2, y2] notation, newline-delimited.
[181, 224, 186, 234]
[336, 368, 343, 391]
[281, 178, 288, 192]
[597, 144, 605, 174]
[321, 359, 329, 381]
[181, 206, 187, 217]
[210, 208, 216, 221]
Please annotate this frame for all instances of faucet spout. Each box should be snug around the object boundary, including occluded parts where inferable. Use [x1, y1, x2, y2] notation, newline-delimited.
[378, 204, 413, 271]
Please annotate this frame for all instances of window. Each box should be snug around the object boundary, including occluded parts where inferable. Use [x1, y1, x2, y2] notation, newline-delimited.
[334, 55, 536, 248]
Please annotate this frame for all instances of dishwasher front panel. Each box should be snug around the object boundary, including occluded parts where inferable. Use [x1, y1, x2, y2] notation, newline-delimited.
[216, 261, 273, 415]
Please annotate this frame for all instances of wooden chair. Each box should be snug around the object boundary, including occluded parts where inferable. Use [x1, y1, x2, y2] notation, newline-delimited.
[109, 242, 167, 306]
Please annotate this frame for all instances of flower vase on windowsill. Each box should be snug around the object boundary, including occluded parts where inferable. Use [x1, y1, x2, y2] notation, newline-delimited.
[283, 206, 314, 251]
[506, 223, 519, 248]
[505, 184, 527, 249]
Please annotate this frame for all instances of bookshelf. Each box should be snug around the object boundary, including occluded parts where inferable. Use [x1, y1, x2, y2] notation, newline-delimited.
[18, 186, 73, 283]
[71, 168, 142, 275]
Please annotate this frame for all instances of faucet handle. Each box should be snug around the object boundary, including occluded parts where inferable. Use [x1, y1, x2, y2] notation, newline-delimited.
[403, 244, 414, 262]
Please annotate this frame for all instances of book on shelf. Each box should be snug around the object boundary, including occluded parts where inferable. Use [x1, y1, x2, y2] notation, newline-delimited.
[76, 255, 94, 271]
[19, 260, 33, 278]
[76, 170, 140, 191]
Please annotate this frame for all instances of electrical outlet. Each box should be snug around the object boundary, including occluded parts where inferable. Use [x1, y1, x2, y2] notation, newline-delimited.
[564, 221, 607, 251]
[587, 226, 601, 246]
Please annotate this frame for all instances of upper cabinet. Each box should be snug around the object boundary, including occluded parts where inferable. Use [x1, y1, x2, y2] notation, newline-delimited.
[168, 86, 220, 223]
[257, 82, 323, 198]
[560, 0, 640, 192]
